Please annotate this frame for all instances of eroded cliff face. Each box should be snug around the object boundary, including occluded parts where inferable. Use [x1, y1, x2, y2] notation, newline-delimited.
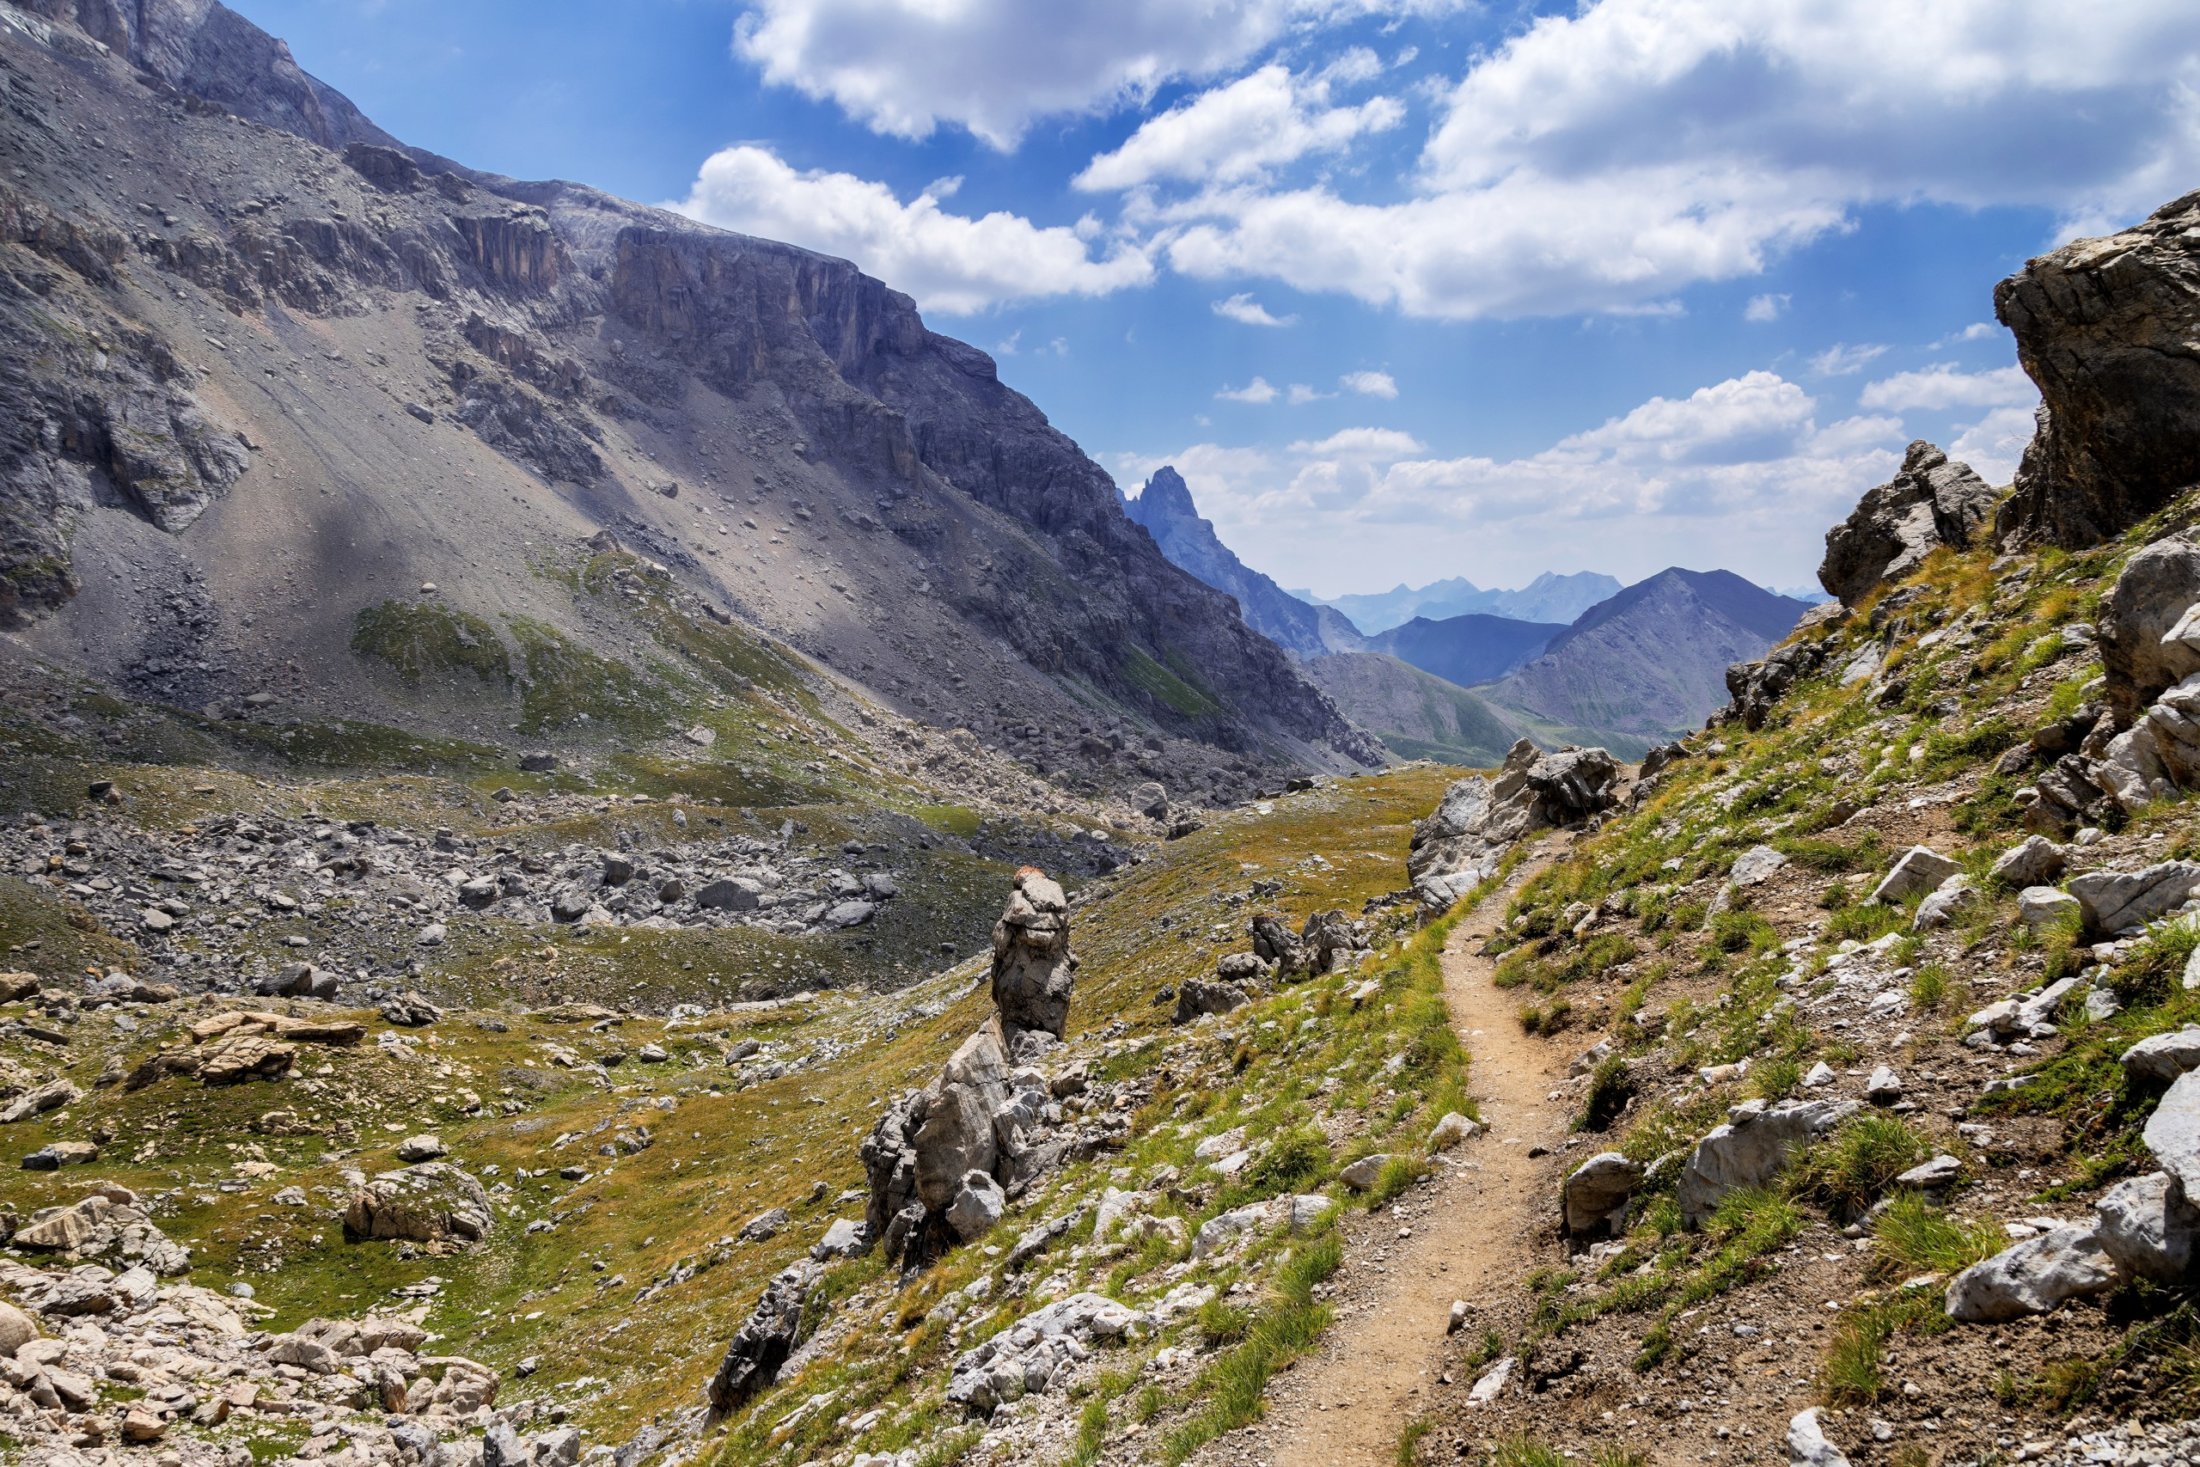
[0, 0, 1376, 790]
[1995, 189, 2200, 549]
[22, 0, 396, 150]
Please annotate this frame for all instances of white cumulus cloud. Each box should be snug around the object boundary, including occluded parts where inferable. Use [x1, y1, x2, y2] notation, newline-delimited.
[667, 145, 1152, 315]
[734, 0, 1457, 148]
[1950, 404, 2039, 486]
[1809, 342, 1889, 377]
[1858, 364, 2037, 412]
[1288, 426, 1427, 458]
[1340, 370, 1397, 398]
[1212, 292, 1297, 327]
[1147, 0, 2200, 319]
[1744, 292, 1790, 322]
[1217, 377, 1281, 403]
[1073, 63, 1404, 191]
[1114, 370, 1911, 589]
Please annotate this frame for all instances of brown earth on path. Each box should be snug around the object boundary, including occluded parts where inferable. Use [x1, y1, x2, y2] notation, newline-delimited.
[1194, 851, 1568, 1467]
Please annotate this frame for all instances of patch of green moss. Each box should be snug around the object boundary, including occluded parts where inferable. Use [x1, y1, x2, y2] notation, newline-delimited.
[1121, 643, 1225, 720]
[206, 716, 511, 774]
[352, 600, 512, 687]
[0, 877, 140, 974]
[507, 618, 667, 737]
[911, 803, 983, 840]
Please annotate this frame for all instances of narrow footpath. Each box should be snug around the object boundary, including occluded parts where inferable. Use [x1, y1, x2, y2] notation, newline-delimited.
[1194, 854, 1567, 1466]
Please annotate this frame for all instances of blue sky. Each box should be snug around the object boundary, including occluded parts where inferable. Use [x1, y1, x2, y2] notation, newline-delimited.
[237, 0, 2200, 596]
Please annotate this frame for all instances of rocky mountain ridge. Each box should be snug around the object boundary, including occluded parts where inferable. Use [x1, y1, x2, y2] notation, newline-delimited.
[0, 0, 1378, 808]
[1298, 571, 1623, 633]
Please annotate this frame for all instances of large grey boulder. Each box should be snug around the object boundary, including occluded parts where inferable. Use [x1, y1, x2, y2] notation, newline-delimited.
[1677, 1099, 1859, 1226]
[1913, 875, 1975, 930]
[1408, 740, 1619, 914]
[2144, 1069, 2200, 1196]
[858, 1091, 923, 1254]
[2099, 536, 2200, 721]
[0, 1301, 36, 1355]
[1966, 975, 2087, 1045]
[990, 868, 1075, 1050]
[2017, 886, 2081, 929]
[0, 1078, 82, 1124]
[696, 877, 763, 912]
[1562, 1152, 1641, 1237]
[2096, 672, 2200, 811]
[705, 1260, 820, 1414]
[1727, 634, 1835, 733]
[1298, 909, 1367, 975]
[1730, 845, 1788, 887]
[943, 1171, 1006, 1241]
[1944, 1225, 2115, 1322]
[912, 1030, 1010, 1211]
[1870, 846, 1961, 905]
[341, 1163, 492, 1246]
[1189, 1194, 1332, 1260]
[1250, 913, 1301, 974]
[1994, 190, 2200, 551]
[1818, 440, 1997, 606]
[1991, 836, 2067, 889]
[2069, 861, 2200, 934]
[856, 882, 1075, 1271]
[2122, 1029, 2200, 1084]
[1173, 979, 1249, 1024]
[2095, 1171, 2200, 1284]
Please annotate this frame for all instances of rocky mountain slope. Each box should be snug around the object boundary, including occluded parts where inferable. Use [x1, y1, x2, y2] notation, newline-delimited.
[0, 0, 1378, 808]
[1300, 651, 1528, 766]
[1479, 569, 1812, 755]
[1122, 465, 1547, 767]
[14, 11, 2200, 1467]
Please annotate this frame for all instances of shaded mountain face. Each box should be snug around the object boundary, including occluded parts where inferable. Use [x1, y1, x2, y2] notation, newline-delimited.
[0, 2, 1380, 797]
[1302, 570, 1620, 632]
[1123, 467, 1360, 658]
[1482, 569, 1811, 745]
[1300, 651, 1525, 766]
[1365, 613, 1566, 687]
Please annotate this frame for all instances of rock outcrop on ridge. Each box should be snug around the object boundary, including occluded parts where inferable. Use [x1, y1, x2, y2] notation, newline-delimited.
[1125, 466, 1358, 659]
[859, 871, 1081, 1269]
[1995, 188, 2200, 549]
[1406, 738, 1619, 913]
[1818, 441, 1999, 607]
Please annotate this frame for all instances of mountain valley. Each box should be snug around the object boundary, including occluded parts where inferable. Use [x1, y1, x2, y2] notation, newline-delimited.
[8, 8, 2200, 1467]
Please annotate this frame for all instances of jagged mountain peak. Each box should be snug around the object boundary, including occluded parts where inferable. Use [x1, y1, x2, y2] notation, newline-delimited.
[1133, 464, 1200, 521]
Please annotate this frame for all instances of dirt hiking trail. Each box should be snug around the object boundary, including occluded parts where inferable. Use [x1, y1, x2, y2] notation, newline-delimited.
[1195, 854, 1568, 1466]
